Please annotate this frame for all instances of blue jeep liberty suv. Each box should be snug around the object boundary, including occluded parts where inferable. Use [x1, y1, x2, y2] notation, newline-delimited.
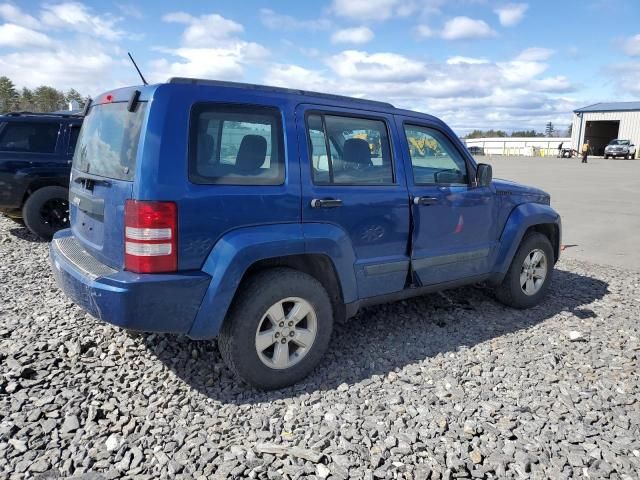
[50, 78, 561, 389]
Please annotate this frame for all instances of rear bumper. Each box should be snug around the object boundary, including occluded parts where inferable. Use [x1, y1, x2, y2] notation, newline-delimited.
[49, 230, 210, 335]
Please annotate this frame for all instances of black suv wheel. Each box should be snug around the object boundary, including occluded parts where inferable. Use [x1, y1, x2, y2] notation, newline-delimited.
[218, 268, 333, 390]
[22, 186, 70, 240]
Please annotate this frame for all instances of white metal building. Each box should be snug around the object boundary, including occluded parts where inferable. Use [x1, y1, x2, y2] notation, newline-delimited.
[571, 101, 640, 156]
[463, 137, 571, 156]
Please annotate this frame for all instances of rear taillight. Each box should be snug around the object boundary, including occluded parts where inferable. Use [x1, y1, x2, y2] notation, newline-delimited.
[124, 200, 177, 273]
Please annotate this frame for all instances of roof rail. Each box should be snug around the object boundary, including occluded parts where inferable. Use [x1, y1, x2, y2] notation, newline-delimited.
[168, 77, 394, 109]
[3, 111, 83, 118]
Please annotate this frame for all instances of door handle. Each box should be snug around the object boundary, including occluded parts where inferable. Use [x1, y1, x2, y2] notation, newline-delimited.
[311, 198, 343, 208]
[413, 196, 439, 206]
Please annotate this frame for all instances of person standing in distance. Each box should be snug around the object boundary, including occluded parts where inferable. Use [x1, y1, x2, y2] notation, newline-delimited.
[581, 141, 589, 163]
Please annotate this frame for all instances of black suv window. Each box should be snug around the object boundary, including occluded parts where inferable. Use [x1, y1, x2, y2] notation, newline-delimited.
[404, 124, 468, 186]
[307, 114, 394, 185]
[189, 104, 284, 185]
[0, 122, 60, 153]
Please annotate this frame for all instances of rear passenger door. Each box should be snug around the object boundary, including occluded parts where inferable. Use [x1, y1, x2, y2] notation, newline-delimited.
[295, 104, 411, 299]
[397, 117, 498, 286]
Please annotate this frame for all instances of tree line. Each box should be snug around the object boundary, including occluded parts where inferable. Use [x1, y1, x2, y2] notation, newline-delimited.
[464, 122, 572, 139]
[0, 76, 86, 114]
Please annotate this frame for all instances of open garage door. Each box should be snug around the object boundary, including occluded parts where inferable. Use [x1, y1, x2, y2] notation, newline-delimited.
[584, 120, 619, 156]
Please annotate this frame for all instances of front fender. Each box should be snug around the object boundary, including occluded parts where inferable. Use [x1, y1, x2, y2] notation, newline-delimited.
[187, 222, 358, 340]
[492, 203, 561, 281]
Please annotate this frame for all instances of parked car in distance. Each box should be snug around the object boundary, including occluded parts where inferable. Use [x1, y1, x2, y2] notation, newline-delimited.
[604, 139, 636, 159]
[0, 111, 83, 239]
[467, 146, 485, 156]
[50, 79, 561, 389]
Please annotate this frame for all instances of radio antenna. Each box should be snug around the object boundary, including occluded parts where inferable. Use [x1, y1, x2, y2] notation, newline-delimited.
[127, 52, 148, 85]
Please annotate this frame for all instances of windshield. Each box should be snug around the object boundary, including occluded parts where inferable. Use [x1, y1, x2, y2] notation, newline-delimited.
[609, 139, 630, 146]
[73, 102, 147, 181]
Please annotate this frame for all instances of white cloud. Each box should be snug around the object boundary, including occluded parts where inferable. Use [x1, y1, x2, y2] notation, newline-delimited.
[447, 56, 490, 65]
[116, 3, 143, 19]
[515, 47, 554, 62]
[331, 27, 374, 44]
[623, 34, 640, 57]
[163, 12, 244, 46]
[328, 50, 428, 82]
[494, 3, 528, 27]
[414, 24, 434, 38]
[0, 23, 52, 48]
[0, 47, 118, 94]
[263, 47, 578, 132]
[331, 0, 400, 21]
[150, 44, 268, 82]
[41, 2, 124, 41]
[259, 9, 331, 31]
[0, 3, 41, 29]
[151, 11, 269, 82]
[441, 16, 497, 40]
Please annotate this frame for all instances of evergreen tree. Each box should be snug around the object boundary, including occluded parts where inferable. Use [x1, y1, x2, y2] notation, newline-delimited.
[0, 76, 19, 113]
[65, 88, 85, 109]
[545, 122, 555, 137]
[33, 86, 66, 112]
[19, 87, 35, 111]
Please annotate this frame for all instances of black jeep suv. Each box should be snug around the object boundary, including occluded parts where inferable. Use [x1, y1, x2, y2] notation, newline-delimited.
[0, 111, 82, 239]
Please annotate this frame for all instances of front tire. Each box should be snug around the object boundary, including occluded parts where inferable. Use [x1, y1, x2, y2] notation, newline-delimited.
[218, 268, 334, 390]
[495, 232, 554, 309]
[22, 186, 69, 240]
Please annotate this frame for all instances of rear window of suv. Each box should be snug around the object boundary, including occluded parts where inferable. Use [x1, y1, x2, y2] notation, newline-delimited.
[73, 102, 147, 181]
[189, 104, 284, 185]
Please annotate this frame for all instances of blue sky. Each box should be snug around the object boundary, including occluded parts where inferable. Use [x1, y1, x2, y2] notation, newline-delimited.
[1, 0, 639, 133]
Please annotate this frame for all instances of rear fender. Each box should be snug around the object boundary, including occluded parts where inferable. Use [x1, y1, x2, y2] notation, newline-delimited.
[491, 203, 561, 283]
[187, 223, 358, 339]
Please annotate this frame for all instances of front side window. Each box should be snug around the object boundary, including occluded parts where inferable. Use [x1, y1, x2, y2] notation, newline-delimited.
[190, 105, 284, 185]
[307, 114, 394, 185]
[0, 121, 59, 153]
[404, 124, 468, 185]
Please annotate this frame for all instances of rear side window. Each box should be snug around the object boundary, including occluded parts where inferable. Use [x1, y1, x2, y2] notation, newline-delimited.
[307, 113, 394, 185]
[74, 102, 147, 181]
[189, 104, 284, 185]
[0, 122, 60, 153]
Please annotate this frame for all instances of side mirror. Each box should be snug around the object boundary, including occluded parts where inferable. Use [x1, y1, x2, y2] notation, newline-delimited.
[476, 163, 492, 187]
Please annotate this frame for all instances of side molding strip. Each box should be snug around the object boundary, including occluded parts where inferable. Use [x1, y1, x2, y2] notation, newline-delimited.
[412, 248, 490, 270]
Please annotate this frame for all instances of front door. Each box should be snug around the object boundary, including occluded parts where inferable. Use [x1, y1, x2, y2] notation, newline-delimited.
[396, 118, 498, 286]
[295, 104, 411, 299]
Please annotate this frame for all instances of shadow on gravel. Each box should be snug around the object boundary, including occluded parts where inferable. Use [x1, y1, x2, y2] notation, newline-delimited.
[8, 226, 46, 243]
[142, 267, 608, 404]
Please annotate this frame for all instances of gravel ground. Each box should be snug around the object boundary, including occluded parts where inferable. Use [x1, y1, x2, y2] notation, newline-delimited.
[1, 215, 639, 479]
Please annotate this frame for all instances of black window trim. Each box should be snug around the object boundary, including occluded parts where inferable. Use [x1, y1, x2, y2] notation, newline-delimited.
[188, 102, 286, 186]
[402, 121, 474, 188]
[0, 120, 62, 156]
[304, 109, 398, 187]
[66, 123, 81, 155]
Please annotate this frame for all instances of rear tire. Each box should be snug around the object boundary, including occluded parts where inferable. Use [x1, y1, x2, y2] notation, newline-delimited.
[22, 186, 69, 240]
[218, 268, 334, 390]
[495, 232, 554, 309]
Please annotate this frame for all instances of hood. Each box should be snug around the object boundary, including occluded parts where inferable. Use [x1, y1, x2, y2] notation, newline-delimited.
[492, 178, 550, 205]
